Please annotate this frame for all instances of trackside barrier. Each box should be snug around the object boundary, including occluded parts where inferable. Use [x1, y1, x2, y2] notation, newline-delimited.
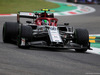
[66, 0, 100, 4]
[89, 36, 100, 43]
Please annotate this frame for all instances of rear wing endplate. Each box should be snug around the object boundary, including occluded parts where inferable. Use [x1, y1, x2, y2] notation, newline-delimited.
[17, 12, 37, 23]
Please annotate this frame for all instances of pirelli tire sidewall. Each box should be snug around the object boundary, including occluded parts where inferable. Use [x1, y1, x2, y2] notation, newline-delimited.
[74, 28, 89, 48]
[3, 22, 19, 43]
[18, 25, 33, 48]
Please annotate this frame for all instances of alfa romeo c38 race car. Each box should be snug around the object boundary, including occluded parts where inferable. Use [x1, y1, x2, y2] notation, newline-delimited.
[2, 9, 91, 52]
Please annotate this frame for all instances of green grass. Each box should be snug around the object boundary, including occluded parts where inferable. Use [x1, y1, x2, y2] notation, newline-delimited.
[0, 0, 59, 14]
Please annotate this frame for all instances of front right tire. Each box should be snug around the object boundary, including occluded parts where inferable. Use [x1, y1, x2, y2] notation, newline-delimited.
[3, 22, 19, 43]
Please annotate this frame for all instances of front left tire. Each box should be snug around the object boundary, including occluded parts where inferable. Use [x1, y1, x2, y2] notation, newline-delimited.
[74, 28, 89, 52]
[17, 25, 33, 49]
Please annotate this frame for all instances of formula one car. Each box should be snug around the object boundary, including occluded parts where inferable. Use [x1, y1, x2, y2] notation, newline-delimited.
[3, 9, 91, 52]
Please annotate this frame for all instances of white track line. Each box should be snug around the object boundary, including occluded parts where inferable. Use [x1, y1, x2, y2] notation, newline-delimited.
[87, 47, 100, 55]
[90, 34, 100, 36]
[0, 14, 17, 17]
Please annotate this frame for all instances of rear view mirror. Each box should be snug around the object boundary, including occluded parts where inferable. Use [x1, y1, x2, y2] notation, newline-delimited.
[26, 21, 32, 24]
[64, 23, 69, 26]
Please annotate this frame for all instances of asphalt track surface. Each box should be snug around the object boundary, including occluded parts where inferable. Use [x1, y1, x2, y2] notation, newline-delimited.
[0, 0, 100, 75]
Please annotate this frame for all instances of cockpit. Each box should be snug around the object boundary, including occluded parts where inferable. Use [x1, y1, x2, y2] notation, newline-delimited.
[35, 17, 58, 26]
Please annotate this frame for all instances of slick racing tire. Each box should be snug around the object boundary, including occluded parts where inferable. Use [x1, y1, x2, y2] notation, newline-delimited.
[74, 29, 89, 52]
[18, 25, 32, 49]
[3, 22, 19, 43]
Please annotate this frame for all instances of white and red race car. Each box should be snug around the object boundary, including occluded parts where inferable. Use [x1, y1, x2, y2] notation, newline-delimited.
[3, 9, 91, 52]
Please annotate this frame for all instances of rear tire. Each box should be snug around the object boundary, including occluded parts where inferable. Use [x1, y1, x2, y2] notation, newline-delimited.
[49, 13, 54, 18]
[17, 25, 32, 49]
[75, 49, 87, 53]
[74, 29, 89, 52]
[3, 22, 19, 43]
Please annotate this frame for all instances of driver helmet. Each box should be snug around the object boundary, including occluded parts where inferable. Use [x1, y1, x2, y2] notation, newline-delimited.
[42, 20, 49, 25]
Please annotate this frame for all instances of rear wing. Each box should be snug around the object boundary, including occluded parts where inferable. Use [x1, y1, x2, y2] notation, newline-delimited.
[17, 12, 37, 23]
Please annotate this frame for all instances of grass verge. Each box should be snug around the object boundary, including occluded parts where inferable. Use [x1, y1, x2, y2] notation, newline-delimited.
[0, 0, 59, 14]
